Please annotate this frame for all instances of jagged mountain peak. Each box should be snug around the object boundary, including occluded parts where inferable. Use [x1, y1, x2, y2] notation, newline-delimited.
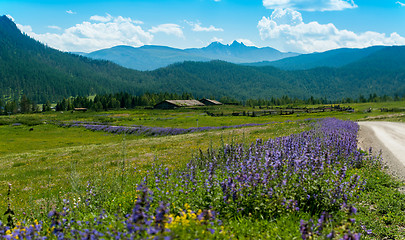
[204, 41, 227, 49]
[230, 40, 247, 47]
[205, 40, 249, 49]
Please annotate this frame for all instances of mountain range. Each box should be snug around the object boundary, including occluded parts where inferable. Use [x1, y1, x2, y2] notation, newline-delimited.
[1, 15, 405, 103]
[244, 46, 388, 70]
[82, 39, 395, 72]
[83, 41, 299, 71]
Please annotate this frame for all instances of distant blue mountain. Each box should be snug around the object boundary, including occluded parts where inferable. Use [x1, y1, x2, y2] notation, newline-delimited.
[245, 46, 387, 70]
[85, 45, 209, 71]
[84, 41, 299, 71]
[342, 46, 405, 71]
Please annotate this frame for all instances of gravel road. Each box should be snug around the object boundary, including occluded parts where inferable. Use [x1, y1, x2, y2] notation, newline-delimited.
[358, 121, 405, 182]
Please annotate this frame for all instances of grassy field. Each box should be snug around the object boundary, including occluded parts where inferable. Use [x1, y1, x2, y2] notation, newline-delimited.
[0, 101, 405, 239]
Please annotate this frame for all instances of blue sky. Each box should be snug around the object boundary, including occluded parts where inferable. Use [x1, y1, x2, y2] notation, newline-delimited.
[2, 0, 405, 53]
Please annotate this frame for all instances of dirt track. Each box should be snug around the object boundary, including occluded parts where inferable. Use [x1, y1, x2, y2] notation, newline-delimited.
[358, 121, 405, 182]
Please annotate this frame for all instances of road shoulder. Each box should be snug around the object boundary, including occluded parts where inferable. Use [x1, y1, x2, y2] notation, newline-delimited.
[357, 122, 405, 183]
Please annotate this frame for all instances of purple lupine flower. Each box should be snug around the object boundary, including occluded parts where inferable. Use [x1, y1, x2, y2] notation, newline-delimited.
[349, 206, 357, 215]
[300, 219, 311, 240]
[326, 231, 335, 239]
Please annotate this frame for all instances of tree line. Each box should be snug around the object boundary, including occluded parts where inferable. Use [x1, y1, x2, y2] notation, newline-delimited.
[54, 92, 195, 111]
[52, 92, 405, 111]
[240, 93, 404, 107]
[1, 92, 404, 115]
[0, 95, 43, 115]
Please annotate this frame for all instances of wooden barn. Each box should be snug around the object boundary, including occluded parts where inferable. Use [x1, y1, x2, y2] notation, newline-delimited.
[200, 98, 223, 106]
[154, 100, 205, 109]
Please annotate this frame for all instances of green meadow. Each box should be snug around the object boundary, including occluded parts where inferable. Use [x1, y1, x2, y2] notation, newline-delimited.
[0, 101, 405, 239]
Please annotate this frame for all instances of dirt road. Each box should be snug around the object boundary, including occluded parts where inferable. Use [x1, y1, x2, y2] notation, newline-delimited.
[358, 121, 405, 181]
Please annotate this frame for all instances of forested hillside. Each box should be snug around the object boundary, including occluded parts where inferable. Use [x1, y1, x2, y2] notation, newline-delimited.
[0, 15, 151, 102]
[1, 15, 405, 103]
[247, 46, 385, 70]
[155, 58, 405, 100]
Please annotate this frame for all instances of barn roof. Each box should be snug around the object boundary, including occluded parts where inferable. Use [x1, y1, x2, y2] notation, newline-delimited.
[161, 100, 205, 107]
[200, 99, 222, 105]
[74, 108, 88, 111]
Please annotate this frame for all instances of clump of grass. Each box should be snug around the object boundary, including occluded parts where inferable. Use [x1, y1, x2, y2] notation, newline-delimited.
[4, 184, 15, 228]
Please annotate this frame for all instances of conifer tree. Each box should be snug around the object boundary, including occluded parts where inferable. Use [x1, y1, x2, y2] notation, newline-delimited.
[42, 100, 52, 112]
[20, 95, 31, 113]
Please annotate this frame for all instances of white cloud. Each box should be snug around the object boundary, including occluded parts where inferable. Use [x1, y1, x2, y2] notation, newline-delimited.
[133, 20, 144, 25]
[396, 1, 405, 7]
[6, 14, 14, 21]
[186, 21, 223, 32]
[193, 23, 223, 32]
[235, 39, 256, 46]
[16, 24, 33, 33]
[89, 13, 145, 24]
[214, 0, 221, 2]
[270, 8, 303, 25]
[263, 0, 357, 11]
[211, 37, 224, 43]
[149, 24, 184, 38]
[66, 10, 77, 14]
[90, 13, 113, 22]
[17, 15, 153, 52]
[48, 25, 62, 30]
[258, 8, 405, 53]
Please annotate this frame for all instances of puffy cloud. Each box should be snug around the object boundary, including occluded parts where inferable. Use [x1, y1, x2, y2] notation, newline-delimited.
[270, 8, 302, 25]
[48, 25, 61, 30]
[211, 37, 224, 43]
[132, 20, 144, 25]
[89, 13, 145, 24]
[17, 15, 153, 52]
[258, 8, 405, 53]
[186, 21, 223, 32]
[6, 15, 14, 21]
[193, 23, 223, 32]
[66, 10, 77, 14]
[149, 24, 184, 38]
[90, 13, 113, 22]
[397, 1, 405, 6]
[262, 0, 357, 11]
[16, 24, 33, 33]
